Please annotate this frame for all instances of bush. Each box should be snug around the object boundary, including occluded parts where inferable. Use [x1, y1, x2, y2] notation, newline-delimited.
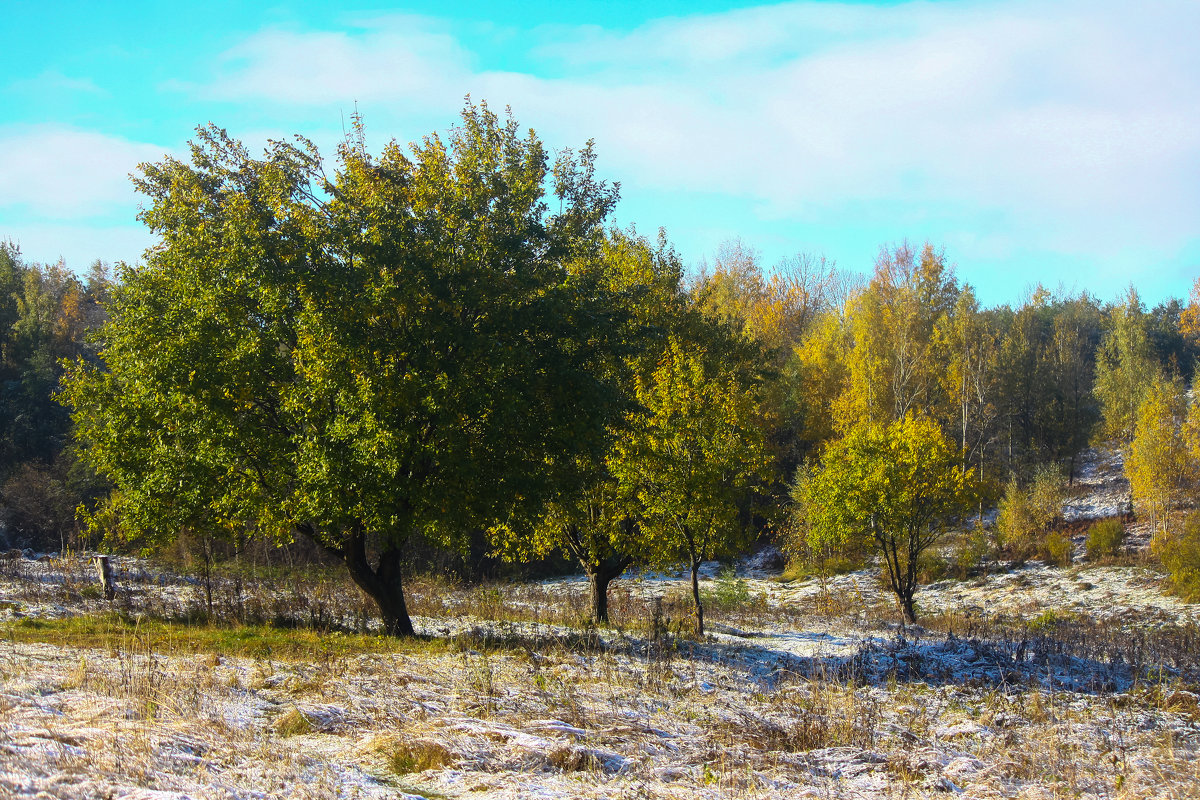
[782, 513, 868, 582]
[711, 566, 751, 607]
[1, 463, 77, 551]
[703, 566, 766, 613]
[916, 551, 950, 584]
[1040, 531, 1073, 567]
[1157, 512, 1200, 601]
[0, 453, 107, 552]
[1085, 518, 1125, 561]
[996, 466, 1064, 562]
[950, 527, 993, 579]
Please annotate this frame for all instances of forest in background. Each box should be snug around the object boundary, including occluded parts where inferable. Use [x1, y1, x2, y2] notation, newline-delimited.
[3, 106, 1200, 635]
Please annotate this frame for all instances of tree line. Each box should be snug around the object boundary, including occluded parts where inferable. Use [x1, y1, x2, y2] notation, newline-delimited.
[3, 103, 1199, 633]
[0, 243, 109, 550]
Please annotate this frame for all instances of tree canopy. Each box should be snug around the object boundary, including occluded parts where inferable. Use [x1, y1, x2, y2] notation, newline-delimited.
[795, 414, 975, 624]
[612, 333, 771, 635]
[61, 104, 631, 635]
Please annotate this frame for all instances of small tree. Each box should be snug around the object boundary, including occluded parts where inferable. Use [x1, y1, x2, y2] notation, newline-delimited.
[612, 335, 770, 636]
[796, 415, 975, 624]
[1127, 376, 1196, 539]
[1094, 288, 1159, 444]
[1157, 511, 1200, 601]
[995, 465, 1064, 561]
[489, 230, 686, 624]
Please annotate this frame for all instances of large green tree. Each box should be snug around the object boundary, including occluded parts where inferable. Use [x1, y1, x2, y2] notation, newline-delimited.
[795, 415, 975, 624]
[61, 105, 629, 636]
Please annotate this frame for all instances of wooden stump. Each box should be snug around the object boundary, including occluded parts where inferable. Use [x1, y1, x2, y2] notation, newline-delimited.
[92, 555, 116, 601]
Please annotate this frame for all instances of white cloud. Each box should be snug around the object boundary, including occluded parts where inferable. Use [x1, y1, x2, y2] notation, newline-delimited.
[6, 70, 107, 96]
[200, 16, 471, 106]
[0, 127, 167, 218]
[168, 0, 1200, 269]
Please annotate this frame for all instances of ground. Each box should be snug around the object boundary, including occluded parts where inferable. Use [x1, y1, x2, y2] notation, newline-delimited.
[0, 448, 1197, 799]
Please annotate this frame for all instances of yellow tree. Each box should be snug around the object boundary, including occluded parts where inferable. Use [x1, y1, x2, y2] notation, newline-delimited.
[834, 242, 960, 431]
[1181, 277, 1200, 343]
[782, 309, 850, 460]
[1127, 376, 1195, 539]
[1095, 288, 1160, 444]
[942, 288, 999, 474]
[692, 241, 843, 464]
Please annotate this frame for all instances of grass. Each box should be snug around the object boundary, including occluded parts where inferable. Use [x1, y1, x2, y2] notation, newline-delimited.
[386, 738, 456, 774]
[0, 612, 451, 661]
[4, 559, 1200, 799]
[273, 706, 315, 737]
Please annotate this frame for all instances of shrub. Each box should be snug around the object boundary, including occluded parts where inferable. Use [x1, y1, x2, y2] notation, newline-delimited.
[1, 464, 76, 551]
[1085, 518, 1125, 561]
[713, 566, 750, 606]
[1157, 512, 1200, 601]
[1040, 532, 1073, 567]
[389, 739, 455, 774]
[916, 551, 950, 584]
[950, 527, 993, 579]
[783, 512, 869, 582]
[996, 466, 1064, 562]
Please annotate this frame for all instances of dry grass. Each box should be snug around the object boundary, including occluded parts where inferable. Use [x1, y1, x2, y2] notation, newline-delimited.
[2, 555, 1199, 798]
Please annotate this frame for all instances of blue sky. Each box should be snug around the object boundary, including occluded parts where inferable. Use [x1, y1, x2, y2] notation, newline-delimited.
[2, 0, 1197, 307]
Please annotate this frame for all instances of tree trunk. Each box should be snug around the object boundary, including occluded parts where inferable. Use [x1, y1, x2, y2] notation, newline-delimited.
[583, 554, 632, 624]
[898, 590, 918, 626]
[91, 555, 116, 601]
[690, 561, 704, 637]
[588, 571, 611, 623]
[341, 531, 415, 637]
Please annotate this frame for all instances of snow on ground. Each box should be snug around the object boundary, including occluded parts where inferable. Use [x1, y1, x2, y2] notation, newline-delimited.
[1, 445, 1198, 798]
[1062, 446, 1131, 523]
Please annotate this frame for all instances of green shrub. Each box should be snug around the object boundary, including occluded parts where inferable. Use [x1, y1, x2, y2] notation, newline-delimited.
[1085, 518, 1125, 561]
[703, 566, 767, 613]
[713, 566, 751, 606]
[1157, 513, 1200, 602]
[950, 527, 993, 579]
[1040, 531, 1073, 567]
[996, 466, 1064, 562]
[1029, 608, 1077, 631]
[917, 551, 950, 584]
[781, 516, 868, 582]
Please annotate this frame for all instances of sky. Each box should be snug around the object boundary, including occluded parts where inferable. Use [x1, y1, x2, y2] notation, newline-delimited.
[1, 0, 1197, 307]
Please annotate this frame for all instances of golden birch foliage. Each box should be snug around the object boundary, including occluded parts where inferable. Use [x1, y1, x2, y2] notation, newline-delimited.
[833, 243, 960, 432]
[941, 288, 999, 468]
[1128, 377, 1194, 538]
[783, 310, 850, 454]
[1181, 277, 1200, 343]
[692, 239, 840, 362]
[995, 466, 1064, 559]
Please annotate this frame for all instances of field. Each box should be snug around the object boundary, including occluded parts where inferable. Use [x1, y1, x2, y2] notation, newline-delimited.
[1, 452, 1198, 799]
